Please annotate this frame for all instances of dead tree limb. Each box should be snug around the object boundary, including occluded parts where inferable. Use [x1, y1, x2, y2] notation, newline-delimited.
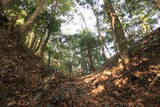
[148, 73, 160, 90]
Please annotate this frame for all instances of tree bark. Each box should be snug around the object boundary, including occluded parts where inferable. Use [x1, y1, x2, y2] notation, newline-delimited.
[32, 35, 39, 51]
[48, 50, 51, 67]
[40, 31, 51, 57]
[0, 0, 12, 11]
[69, 63, 72, 76]
[30, 34, 38, 50]
[104, 44, 112, 58]
[155, 0, 160, 8]
[87, 47, 95, 72]
[104, 0, 129, 64]
[34, 35, 44, 53]
[90, 4, 107, 62]
[21, 0, 45, 33]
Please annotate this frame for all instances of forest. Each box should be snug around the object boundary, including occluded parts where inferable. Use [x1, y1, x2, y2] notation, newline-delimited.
[0, 0, 160, 106]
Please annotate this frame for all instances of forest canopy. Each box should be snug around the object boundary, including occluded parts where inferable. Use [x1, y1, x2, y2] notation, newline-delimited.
[0, 0, 160, 76]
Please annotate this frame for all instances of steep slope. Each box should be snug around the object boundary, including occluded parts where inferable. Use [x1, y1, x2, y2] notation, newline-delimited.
[32, 28, 160, 107]
[0, 24, 160, 107]
[76, 28, 160, 107]
[0, 26, 72, 106]
[0, 27, 42, 106]
[46, 28, 160, 107]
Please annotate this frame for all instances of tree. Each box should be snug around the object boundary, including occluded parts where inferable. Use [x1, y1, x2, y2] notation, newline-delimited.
[40, 15, 61, 56]
[75, 0, 109, 64]
[0, 0, 13, 11]
[103, 0, 129, 64]
[79, 30, 100, 72]
[20, 0, 45, 34]
[155, 0, 160, 8]
[45, 45, 53, 67]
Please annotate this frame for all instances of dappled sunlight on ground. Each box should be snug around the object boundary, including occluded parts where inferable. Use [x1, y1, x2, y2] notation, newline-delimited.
[0, 27, 160, 106]
[91, 85, 105, 95]
[114, 77, 128, 87]
[82, 71, 110, 84]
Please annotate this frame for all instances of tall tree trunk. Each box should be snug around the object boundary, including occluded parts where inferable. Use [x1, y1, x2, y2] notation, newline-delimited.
[90, 4, 107, 62]
[40, 31, 51, 57]
[76, 3, 88, 29]
[87, 47, 95, 72]
[0, 0, 12, 11]
[104, 0, 129, 64]
[48, 50, 51, 67]
[30, 34, 38, 49]
[26, 32, 32, 47]
[104, 44, 112, 58]
[32, 35, 39, 51]
[20, 0, 45, 33]
[69, 63, 72, 76]
[34, 35, 44, 53]
[80, 51, 87, 74]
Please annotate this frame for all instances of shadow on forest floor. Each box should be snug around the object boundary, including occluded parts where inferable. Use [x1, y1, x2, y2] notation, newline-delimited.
[0, 25, 160, 106]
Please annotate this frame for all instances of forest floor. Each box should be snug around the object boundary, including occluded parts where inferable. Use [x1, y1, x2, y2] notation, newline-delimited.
[0, 26, 160, 107]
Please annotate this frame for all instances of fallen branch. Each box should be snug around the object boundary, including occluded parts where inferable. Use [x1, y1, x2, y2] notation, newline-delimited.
[148, 73, 160, 90]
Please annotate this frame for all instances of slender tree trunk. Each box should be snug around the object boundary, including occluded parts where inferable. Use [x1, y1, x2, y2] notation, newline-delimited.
[104, 44, 112, 58]
[34, 35, 44, 53]
[87, 47, 95, 72]
[21, 0, 45, 33]
[32, 35, 40, 51]
[30, 34, 38, 49]
[40, 31, 51, 56]
[104, 0, 129, 64]
[69, 63, 72, 76]
[26, 32, 32, 47]
[90, 4, 107, 62]
[48, 50, 51, 67]
[80, 51, 87, 74]
[76, 4, 88, 29]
